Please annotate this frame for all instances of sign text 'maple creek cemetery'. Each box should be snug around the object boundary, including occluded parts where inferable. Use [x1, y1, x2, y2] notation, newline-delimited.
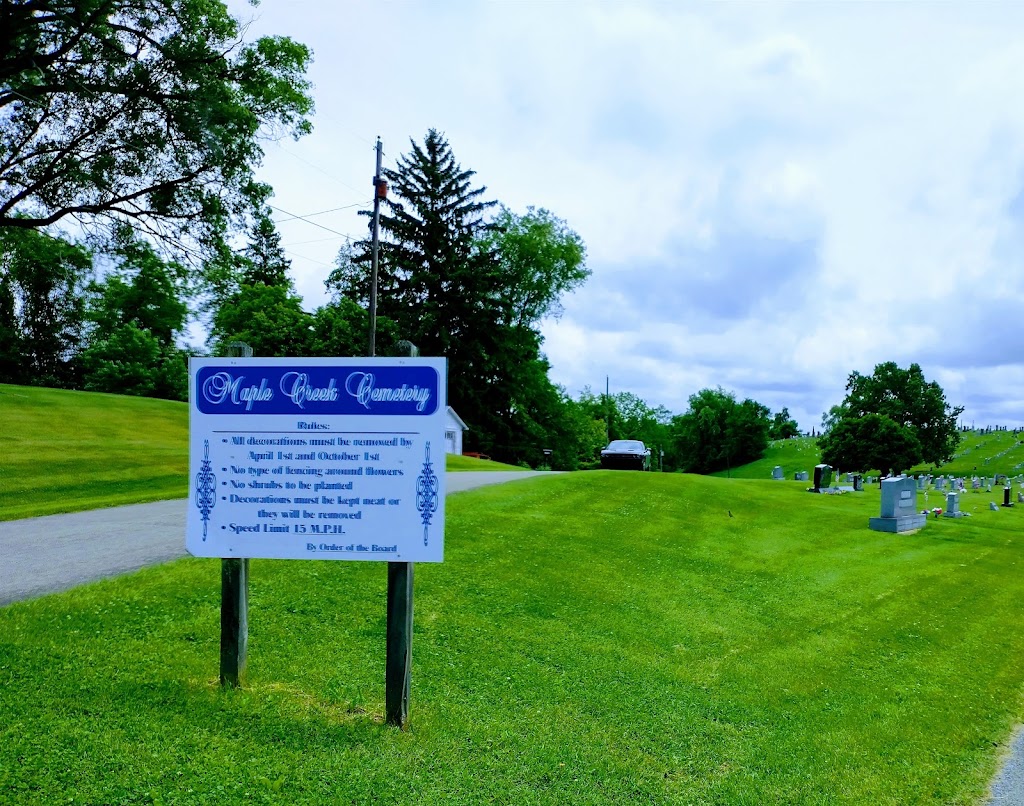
[186, 357, 447, 562]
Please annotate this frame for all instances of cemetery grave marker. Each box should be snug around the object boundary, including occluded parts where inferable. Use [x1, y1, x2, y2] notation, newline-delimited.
[869, 476, 926, 533]
[944, 491, 966, 518]
[810, 463, 832, 493]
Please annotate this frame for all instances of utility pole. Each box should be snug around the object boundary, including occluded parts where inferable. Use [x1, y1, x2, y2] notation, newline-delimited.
[605, 375, 610, 442]
[365, 137, 413, 727]
[368, 137, 385, 357]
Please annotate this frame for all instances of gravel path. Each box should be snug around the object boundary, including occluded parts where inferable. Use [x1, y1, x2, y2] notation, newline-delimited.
[989, 728, 1024, 805]
[0, 471, 553, 606]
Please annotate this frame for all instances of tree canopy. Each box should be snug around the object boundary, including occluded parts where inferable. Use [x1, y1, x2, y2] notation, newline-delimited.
[327, 130, 590, 462]
[0, 226, 91, 387]
[0, 0, 313, 250]
[769, 407, 801, 440]
[818, 362, 963, 473]
[669, 387, 772, 474]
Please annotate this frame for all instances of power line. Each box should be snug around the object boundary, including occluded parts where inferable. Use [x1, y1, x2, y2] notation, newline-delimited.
[273, 201, 367, 224]
[272, 142, 367, 198]
[281, 235, 348, 248]
[279, 248, 335, 270]
[267, 204, 357, 242]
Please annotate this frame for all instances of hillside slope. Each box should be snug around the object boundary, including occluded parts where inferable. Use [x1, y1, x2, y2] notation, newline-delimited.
[0, 384, 523, 520]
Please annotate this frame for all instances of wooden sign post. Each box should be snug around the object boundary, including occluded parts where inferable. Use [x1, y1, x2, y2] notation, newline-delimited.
[385, 561, 413, 725]
[220, 341, 252, 688]
[186, 356, 447, 721]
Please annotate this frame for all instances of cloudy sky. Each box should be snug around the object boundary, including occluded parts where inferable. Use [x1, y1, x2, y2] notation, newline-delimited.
[230, 1, 1024, 431]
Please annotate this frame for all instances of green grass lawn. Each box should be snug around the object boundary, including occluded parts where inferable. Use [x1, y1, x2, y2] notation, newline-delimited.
[444, 453, 526, 472]
[0, 384, 526, 521]
[711, 436, 823, 480]
[920, 429, 1024, 478]
[2, 472, 1023, 803]
[0, 383, 190, 520]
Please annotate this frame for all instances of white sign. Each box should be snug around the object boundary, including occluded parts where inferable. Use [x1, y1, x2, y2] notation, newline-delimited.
[186, 357, 446, 562]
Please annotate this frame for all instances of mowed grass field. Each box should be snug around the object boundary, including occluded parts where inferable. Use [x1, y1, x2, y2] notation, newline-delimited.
[1, 383, 190, 519]
[2, 472, 1024, 803]
[4, 385, 1024, 802]
[0, 384, 524, 521]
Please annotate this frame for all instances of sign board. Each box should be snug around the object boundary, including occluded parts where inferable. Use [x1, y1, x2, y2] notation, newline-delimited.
[187, 357, 446, 562]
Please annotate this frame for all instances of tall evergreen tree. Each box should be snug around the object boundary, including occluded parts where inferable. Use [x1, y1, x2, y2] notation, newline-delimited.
[329, 131, 590, 461]
[242, 210, 292, 287]
[365, 130, 501, 432]
[373, 129, 499, 347]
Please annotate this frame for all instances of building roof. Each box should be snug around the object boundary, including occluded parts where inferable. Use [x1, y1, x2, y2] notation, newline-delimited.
[446, 406, 469, 431]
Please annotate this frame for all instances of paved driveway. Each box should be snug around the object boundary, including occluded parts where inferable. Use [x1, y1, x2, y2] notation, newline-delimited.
[0, 471, 554, 606]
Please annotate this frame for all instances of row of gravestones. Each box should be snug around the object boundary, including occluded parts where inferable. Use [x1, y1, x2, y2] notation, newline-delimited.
[868, 475, 1021, 533]
[774, 464, 1024, 495]
[772, 464, 865, 492]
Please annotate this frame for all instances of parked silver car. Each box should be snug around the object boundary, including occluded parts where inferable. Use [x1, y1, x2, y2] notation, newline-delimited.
[600, 439, 651, 471]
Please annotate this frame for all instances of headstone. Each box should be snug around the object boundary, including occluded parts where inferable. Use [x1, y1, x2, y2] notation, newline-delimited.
[971, 477, 981, 490]
[794, 470, 809, 482]
[1003, 486, 1014, 508]
[869, 476, 927, 533]
[934, 477, 945, 490]
[845, 473, 854, 483]
[812, 464, 833, 492]
[1017, 492, 1024, 504]
[916, 476, 927, 490]
[990, 501, 999, 511]
[772, 465, 784, 480]
[853, 474, 863, 492]
[944, 491, 965, 518]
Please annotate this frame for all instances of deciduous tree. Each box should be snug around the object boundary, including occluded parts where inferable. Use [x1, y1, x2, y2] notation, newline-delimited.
[769, 407, 800, 440]
[80, 235, 190, 398]
[0, 227, 91, 386]
[818, 362, 962, 473]
[670, 387, 772, 474]
[0, 0, 313, 251]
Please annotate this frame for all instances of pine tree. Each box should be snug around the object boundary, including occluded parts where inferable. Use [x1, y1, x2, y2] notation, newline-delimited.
[243, 210, 292, 288]
[373, 129, 498, 352]
[366, 130, 500, 426]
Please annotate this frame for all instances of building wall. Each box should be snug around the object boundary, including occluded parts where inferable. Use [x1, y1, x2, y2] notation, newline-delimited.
[445, 408, 465, 455]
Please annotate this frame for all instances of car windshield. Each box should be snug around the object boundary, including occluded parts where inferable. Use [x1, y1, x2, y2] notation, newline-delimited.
[606, 440, 645, 451]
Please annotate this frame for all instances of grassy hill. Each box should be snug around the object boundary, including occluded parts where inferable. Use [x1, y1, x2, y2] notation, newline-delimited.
[1, 383, 190, 520]
[0, 384, 524, 521]
[4, 385, 1024, 801]
[715, 431, 1024, 482]
[710, 437, 823, 480]
[3, 471, 1024, 802]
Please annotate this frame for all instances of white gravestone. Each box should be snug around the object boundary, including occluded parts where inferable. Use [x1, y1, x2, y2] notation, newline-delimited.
[944, 491, 965, 518]
[869, 476, 927, 533]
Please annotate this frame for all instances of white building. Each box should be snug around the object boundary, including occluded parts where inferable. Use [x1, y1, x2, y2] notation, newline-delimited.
[445, 407, 468, 455]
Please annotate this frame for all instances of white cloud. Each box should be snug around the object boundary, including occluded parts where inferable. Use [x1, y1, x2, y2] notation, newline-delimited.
[229, 0, 1024, 431]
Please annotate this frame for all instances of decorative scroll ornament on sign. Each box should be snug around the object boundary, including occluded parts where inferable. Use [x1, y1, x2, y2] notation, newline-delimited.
[195, 439, 217, 540]
[416, 442, 439, 546]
